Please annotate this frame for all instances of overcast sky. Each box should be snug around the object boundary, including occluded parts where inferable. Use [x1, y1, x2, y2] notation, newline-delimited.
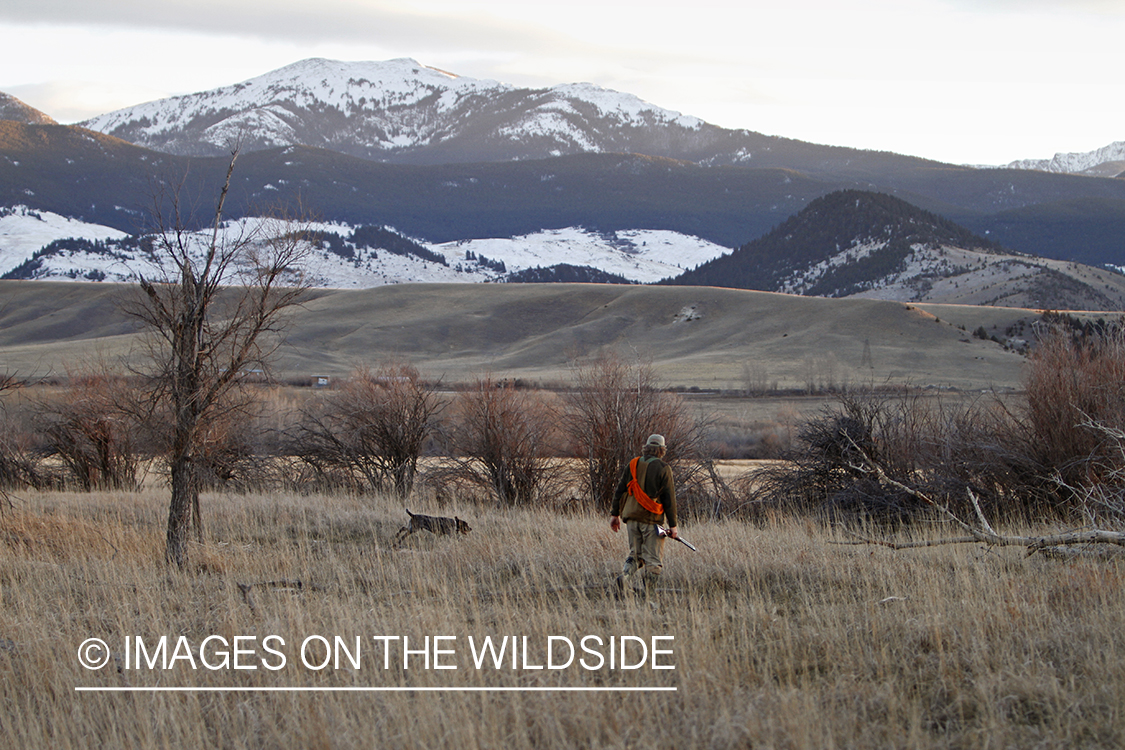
[1, 0, 1121, 166]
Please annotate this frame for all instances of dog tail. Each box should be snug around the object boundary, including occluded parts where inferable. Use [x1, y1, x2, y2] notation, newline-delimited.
[406, 509, 416, 517]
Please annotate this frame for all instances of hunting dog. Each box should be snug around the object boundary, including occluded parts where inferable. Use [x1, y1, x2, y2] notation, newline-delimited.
[394, 509, 472, 545]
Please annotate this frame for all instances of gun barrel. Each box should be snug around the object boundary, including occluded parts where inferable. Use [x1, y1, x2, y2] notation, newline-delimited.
[656, 525, 698, 552]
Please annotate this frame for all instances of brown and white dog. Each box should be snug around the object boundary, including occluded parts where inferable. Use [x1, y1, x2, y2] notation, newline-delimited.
[394, 509, 472, 544]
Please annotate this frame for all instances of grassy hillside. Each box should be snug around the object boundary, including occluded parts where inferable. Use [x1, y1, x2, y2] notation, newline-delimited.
[0, 280, 1051, 389]
[961, 196, 1125, 266]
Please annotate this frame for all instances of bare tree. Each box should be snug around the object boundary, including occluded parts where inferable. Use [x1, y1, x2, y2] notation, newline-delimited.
[441, 377, 562, 506]
[124, 145, 311, 568]
[562, 353, 708, 511]
[292, 363, 444, 497]
[741, 361, 771, 396]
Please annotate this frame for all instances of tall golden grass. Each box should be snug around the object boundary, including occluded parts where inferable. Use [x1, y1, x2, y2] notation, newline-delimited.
[2, 488, 1123, 749]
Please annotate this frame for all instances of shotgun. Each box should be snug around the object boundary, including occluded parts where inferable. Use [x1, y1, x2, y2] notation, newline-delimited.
[656, 525, 697, 552]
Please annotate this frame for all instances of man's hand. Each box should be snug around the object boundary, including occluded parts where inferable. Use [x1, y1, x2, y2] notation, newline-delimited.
[656, 524, 696, 551]
[610, 515, 621, 533]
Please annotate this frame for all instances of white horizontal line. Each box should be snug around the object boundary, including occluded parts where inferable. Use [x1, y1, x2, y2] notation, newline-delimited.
[76, 686, 677, 693]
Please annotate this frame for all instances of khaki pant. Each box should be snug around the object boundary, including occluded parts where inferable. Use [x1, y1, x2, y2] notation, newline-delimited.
[621, 520, 665, 588]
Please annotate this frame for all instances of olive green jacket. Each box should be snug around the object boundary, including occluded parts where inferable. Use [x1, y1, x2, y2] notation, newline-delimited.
[611, 455, 677, 528]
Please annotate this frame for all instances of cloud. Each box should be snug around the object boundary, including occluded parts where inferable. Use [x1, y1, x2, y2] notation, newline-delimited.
[0, 1, 569, 56]
[939, 0, 1125, 12]
[6, 81, 170, 123]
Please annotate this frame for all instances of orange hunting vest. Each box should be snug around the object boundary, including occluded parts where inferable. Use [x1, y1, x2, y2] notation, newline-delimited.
[628, 457, 664, 515]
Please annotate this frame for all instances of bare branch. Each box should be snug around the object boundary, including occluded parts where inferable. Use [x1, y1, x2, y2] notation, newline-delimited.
[844, 433, 1125, 556]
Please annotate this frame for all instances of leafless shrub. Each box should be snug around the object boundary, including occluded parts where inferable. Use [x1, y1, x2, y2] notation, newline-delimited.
[744, 396, 898, 521]
[1059, 418, 1125, 528]
[1026, 323, 1125, 489]
[562, 353, 710, 513]
[746, 322, 1125, 526]
[0, 428, 41, 499]
[437, 377, 563, 506]
[192, 394, 277, 493]
[36, 371, 140, 491]
[743, 392, 1041, 524]
[0, 375, 41, 502]
[290, 364, 444, 497]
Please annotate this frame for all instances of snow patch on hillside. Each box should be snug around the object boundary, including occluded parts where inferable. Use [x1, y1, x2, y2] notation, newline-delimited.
[0, 209, 729, 287]
[778, 239, 883, 294]
[439, 228, 724, 284]
[549, 83, 703, 129]
[0, 207, 129, 276]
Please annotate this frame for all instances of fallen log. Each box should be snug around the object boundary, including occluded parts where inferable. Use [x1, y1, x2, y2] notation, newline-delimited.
[838, 437, 1125, 557]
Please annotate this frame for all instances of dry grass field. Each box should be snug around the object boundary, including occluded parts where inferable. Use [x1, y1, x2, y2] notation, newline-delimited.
[3, 488, 1123, 749]
[3, 280, 1123, 748]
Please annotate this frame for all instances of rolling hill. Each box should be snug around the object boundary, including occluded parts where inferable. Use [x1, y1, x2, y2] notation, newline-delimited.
[0, 279, 1051, 391]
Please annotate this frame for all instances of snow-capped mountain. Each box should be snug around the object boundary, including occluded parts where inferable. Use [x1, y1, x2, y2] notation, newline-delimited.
[79, 58, 727, 164]
[0, 205, 729, 287]
[6, 57, 1125, 283]
[1005, 141, 1125, 178]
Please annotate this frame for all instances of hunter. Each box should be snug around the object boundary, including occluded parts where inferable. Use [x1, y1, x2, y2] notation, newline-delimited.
[609, 433, 678, 593]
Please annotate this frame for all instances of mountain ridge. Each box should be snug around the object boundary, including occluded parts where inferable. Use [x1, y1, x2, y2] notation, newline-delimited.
[74, 57, 967, 183]
[666, 190, 1125, 310]
[0, 93, 56, 125]
[72, 57, 1125, 178]
[8, 57, 1122, 177]
[0, 204, 729, 288]
[1006, 141, 1125, 178]
[4, 119, 1125, 281]
[2, 58, 1125, 278]
[78, 57, 728, 165]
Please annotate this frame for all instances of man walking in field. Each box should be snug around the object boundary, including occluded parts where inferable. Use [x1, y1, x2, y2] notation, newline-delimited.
[610, 434, 678, 595]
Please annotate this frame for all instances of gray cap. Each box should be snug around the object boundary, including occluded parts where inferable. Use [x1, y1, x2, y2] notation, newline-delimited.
[645, 434, 666, 448]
